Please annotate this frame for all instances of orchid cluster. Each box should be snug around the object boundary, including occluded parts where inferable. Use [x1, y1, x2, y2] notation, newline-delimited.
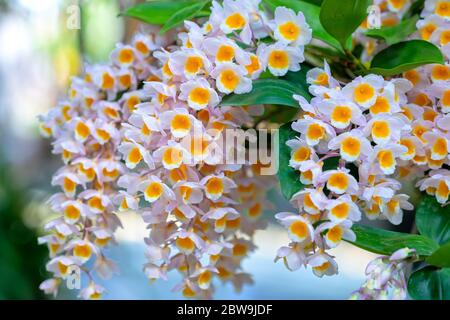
[349, 247, 418, 300]
[37, 0, 449, 301]
[274, 0, 449, 288]
[275, 63, 416, 276]
[37, 28, 174, 298]
[411, 0, 450, 202]
[38, 0, 313, 299]
[115, 0, 312, 299]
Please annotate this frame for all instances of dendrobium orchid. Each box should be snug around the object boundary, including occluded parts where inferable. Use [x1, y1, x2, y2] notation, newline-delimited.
[38, 0, 450, 301]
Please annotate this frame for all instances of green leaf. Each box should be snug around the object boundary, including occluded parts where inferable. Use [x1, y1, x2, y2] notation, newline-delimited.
[281, 67, 311, 94]
[407, 0, 425, 18]
[160, 1, 209, 34]
[220, 78, 311, 108]
[322, 156, 339, 171]
[408, 266, 450, 300]
[280, 65, 312, 95]
[370, 40, 444, 76]
[427, 242, 450, 268]
[416, 194, 450, 245]
[277, 122, 303, 200]
[263, 0, 343, 52]
[254, 105, 300, 124]
[365, 15, 419, 46]
[319, 0, 371, 50]
[349, 224, 439, 257]
[121, 0, 200, 25]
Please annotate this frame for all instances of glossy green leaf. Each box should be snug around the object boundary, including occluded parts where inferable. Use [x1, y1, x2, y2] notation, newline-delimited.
[407, 0, 425, 18]
[281, 67, 311, 94]
[254, 106, 300, 124]
[121, 0, 200, 25]
[263, 0, 342, 52]
[322, 156, 340, 171]
[370, 40, 444, 76]
[160, 1, 209, 34]
[349, 224, 439, 257]
[416, 194, 450, 245]
[427, 242, 450, 268]
[277, 122, 303, 200]
[365, 15, 419, 46]
[408, 266, 450, 300]
[320, 0, 371, 49]
[246, 67, 312, 124]
[220, 78, 311, 108]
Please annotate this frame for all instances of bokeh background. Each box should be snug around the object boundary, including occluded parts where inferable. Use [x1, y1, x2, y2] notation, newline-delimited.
[0, 0, 414, 300]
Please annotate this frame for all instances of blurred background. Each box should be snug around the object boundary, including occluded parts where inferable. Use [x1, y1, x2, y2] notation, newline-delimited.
[0, 0, 411, 300]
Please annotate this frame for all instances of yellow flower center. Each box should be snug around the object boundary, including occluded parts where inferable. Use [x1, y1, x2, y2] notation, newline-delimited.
[331, 203, 350, 219]
[372, 120, 390, 139]
[289, 221, 308, 239]
[135, 41, 149, 55]
[63, 177, 76, 193]
[216, 45, 235, 62]
[292, 146, 311, 162]
[185, 56, 204, 74]
[206, 177, 224, 196]
[436, 1, 450, 18]
[88, 196, 104, 212]
[268, 50, 289, 69]
[331, 106, 352, 124]
[232, 243, 248, 256]
[189, 87, 211, 105]
[377, 150, 395, 169]
[145, 182, 164, 201]
[370, 96, 390, 114]
[327, 225, 343, 243]
[118, 48, 134, 64]
[171, 114, 191, 133]
[102, 73, 115, 90]
[354, 83, 375, 104]
[433, 138, 448, 157]
[315, 73, 329, 86]
[219, 69, 239, 91]
[403, 70, 420, 86]
[65, 204, 80, 220]
[76, 122, 90, 139]
[279, 21, 300, 41]
[128, 147, 142, 165]
[176, 237, 195, 253]
[328, 173, 349, 191]
[442, 90, 450, 106]
[225, 13, 246, 30]
[441, 30, 450, 45]
[163, 147, 183, 166]
[127, 96, 141, 111]
[74, 244, 92, 259]
[341, 136, 361, 157]
[306, 123, 325, 141]
[245, 55, 261, 75]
